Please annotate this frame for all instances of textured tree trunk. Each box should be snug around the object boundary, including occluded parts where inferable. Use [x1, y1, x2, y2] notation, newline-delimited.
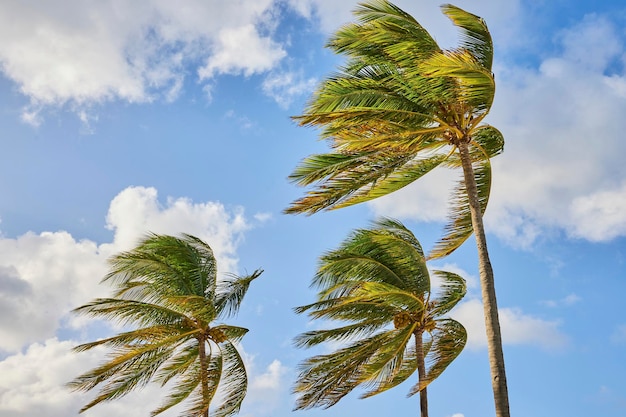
[457, 141, 510, 417]
[198, 339, 210, 417]
[415, 331, 428, 417]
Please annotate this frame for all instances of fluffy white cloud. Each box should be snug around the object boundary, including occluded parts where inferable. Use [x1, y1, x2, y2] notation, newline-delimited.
[261, 70, 317, 109]
[0, 186, 252, 353]
[0, 0, 286, 121]
[239, 357, 289, 417]
[449, 299, 568, 350]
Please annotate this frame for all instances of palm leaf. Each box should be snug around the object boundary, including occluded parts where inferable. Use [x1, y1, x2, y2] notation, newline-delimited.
[429, 270, 467, 316]
[215, 269, 263, 318]
[213, 341, 248, 417]
[442, 4, 493, 70]
[428, 160, 491, 259]
[409, 318, 466, 395]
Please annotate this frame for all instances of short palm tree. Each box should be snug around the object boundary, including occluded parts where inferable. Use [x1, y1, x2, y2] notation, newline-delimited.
[284, 2, 509, 415]
[68, 233, 262, 417]
[293, 218, 467, 417]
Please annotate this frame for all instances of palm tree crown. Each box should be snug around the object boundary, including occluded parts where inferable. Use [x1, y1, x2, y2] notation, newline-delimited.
[293, 218, 466, 416]
[285, 0, 504, 259]
[68, 233, 262, 417]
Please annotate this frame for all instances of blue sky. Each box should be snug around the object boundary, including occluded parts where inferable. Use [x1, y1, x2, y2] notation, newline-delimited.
[0, 0, 625, 416]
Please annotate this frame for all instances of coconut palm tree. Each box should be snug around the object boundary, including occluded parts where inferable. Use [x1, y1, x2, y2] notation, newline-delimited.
[68, 233, 262, 417]
[293, 218, 467, 417]
[284, 2, 509, 415]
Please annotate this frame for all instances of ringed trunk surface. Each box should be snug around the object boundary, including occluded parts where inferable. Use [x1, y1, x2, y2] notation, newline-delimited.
[457, 141, 510, 417]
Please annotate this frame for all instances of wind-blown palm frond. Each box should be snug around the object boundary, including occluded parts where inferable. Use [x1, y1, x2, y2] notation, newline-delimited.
[429, 159, 491, 259]
[293, 219, 466, 412]
[409, 318, 467, 395]
[69, 233, 262, 417]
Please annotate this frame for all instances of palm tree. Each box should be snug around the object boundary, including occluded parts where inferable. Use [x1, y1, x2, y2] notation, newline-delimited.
[68, 233, 262, 417]
[284, 2, 509, 415]
[293, 218, 467, 417]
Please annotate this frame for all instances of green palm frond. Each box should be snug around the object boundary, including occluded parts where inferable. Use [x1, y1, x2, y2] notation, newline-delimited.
[442, 4, 493, 70]
[71, 298, 195, 329]
[211, 341, 248, 417]
[428, 160, 491, 259]
[358, 325, 418, 393]
[429, 270, 467, 316]
[215, 269, 263, 318]
[409, 318, 467, 395]
[69, 233, 261, 416]
[150, 351, 202, 416]
[293, 318, 390, 348]
[419, 49, 495, 111]
[294, 329, 399, 410]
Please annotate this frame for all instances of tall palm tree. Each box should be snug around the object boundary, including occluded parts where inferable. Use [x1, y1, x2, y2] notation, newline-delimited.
[284, 1, 509, 416]
[68, 233, 262, 417]
[293, 218, 467, 417]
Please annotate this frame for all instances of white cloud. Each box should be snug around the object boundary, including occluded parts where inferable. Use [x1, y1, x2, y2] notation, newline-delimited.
[240, 357, 289, 417]
[540, 293, 582, 308]
[0, 0, 287, 121]
[449, 299, 568, 350]
[0, 186, 253, 353]
[261, 70, 317, 109]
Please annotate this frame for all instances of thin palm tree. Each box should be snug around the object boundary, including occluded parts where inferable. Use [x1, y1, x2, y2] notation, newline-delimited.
[293, 218, 467, 417]
[68, 233, 262, 417]
[284, 2, 509, 415]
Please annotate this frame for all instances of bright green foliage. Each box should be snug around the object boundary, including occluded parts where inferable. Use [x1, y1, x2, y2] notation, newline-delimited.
[285, 0, 504, 259]
[68, 233, 262, 417]
[293, 218, 466, 410]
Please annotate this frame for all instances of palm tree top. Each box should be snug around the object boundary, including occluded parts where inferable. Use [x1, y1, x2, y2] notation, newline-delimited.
[293, 218, 467, 410]
[284, 0, 504, 259]
[68, 233, 262, 417]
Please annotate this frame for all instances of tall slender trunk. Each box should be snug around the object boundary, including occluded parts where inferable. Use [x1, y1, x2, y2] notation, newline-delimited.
[414, 330, 428, 417]
[198, 338, 210, 417]
[457, 141, 510, 417]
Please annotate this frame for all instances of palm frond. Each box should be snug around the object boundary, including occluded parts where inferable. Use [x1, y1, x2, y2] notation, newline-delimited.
[215, 269, 263, 318]
[429, 270, 467, 316]
[441, 4, 493, 70]
[293, 330, 394, 410]
[409, 318, 466, 395]
[286, 151, 446, 214]
[151, 352, 201, 416]
[419, 49, 495, 111]
[428, 160, 491, 259]
[213, 341, 248, 417]
[293, 318, 390, 348]
[71, 298, 195, 329]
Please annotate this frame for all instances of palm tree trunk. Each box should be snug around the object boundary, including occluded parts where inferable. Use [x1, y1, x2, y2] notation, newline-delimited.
[414, 330, 428, 417]
[457, 141, 510, 417]
[198, 339, 210, 417]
